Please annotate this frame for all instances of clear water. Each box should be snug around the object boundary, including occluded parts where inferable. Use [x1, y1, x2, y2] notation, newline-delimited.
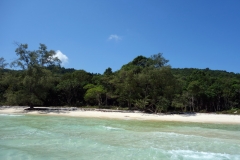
[0, 113, 240, 160]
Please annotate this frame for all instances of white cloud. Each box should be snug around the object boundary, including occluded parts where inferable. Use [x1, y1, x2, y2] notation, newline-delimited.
[108, 34, 122, 41]
[55, 50, 68, 65]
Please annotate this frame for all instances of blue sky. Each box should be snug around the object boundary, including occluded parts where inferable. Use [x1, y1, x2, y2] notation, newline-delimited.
[1, 0, 240, 73]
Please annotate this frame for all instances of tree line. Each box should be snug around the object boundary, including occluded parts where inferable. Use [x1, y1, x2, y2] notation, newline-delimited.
[1, 43, 240, 113]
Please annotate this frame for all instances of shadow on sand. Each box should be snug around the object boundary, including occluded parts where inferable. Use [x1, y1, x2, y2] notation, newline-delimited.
[157, 112, 197, 117]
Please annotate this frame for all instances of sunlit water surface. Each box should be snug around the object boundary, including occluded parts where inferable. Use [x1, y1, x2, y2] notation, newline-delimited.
[0, 113, 240, 160]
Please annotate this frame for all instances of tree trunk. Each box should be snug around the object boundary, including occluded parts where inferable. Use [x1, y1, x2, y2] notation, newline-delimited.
[191, 96, 195, 112]
[105, 94, 108, 106]
[30, 104, 34, 109]
[98, 94, 101, 106]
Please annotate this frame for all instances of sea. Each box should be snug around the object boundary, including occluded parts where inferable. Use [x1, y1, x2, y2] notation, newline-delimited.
[0, 113, 240, 160]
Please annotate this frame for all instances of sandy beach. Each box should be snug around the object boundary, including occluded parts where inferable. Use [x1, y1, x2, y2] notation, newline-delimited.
[1, 106, 240, 124]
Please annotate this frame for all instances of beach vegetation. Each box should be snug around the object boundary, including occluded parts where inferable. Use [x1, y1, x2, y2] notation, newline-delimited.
[1, 43, 240, 114]
[5, 43, 60, 109]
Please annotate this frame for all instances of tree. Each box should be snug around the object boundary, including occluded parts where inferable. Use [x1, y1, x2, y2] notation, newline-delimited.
[57, 70, 91, 106]
[113, 69, 141, 108]
[134, 97, 149, 111]
[37, 44, 61, 67]
[172, 94, 188, 112]
[143, 67, 176, 113]
[0, 57, 8, 70]
[149, 53, 169, 68]
[131, 55, 149, 67]
[112, 53, 174, 112]
[101, 68, 117, 106]
[154, 96, 169, 113]
[187, 81, 200, 112]
[8, 43, 61, 109]
[103, 67, 113, 76]
[84, 84, 106, 106]
[11, 43, 60, 69]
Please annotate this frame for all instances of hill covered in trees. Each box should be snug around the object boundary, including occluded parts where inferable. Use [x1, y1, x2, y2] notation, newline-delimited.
[1, 43, 240, 113]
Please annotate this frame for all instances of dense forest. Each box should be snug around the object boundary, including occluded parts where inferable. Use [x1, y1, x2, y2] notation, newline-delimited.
[1, 43, 240, 113]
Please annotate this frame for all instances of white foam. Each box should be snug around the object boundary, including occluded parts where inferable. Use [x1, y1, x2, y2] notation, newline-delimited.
[168, 149, 239, 160]
[102, 126, 122, 131]
[151, 131, 200, 139]
[0, 114, 24, 117]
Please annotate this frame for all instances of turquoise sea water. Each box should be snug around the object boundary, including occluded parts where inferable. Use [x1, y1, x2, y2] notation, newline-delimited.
[0, 113, 240, 160]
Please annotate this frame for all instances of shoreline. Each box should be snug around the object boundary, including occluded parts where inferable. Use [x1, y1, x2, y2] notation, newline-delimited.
[1, 106, 240, 124]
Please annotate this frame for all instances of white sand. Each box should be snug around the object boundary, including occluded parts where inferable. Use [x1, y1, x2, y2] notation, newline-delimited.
[1, 107, 240, 124]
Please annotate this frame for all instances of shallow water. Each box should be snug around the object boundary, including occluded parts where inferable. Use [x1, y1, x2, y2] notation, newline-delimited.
[0, 113, 240, 160]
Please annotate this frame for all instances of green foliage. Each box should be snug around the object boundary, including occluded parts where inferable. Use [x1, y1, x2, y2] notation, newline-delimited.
[172, 94, 188, 112]
[4, 43, 61, 108]
[84, 84, 106, 106]
[131, 55, 149, 67]
[149, 53, 169, 68]
[154, 96, 169, 113]
[11, 43, 60, 70]
[103, 67, 113, 76]
[134, 97, 149, 110]
[4, 68, 55, 107]
[1, 46, 240, 114]
[56, 70, 92, 106]
[0, 57, 8, 70]
[220, 108, 240, 115]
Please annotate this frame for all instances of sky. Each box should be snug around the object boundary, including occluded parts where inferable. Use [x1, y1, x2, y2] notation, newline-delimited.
[1, 0, 240, 74]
